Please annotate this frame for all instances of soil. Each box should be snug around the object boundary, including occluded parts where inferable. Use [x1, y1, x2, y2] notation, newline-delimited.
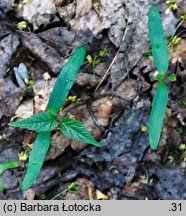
[0, 0, 186, 200]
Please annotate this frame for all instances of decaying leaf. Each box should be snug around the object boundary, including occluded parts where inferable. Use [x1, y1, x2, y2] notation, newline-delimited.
[96, 189, 109, 200]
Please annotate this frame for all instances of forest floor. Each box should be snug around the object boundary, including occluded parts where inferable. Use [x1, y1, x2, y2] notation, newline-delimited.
[0, 0, 186, 200]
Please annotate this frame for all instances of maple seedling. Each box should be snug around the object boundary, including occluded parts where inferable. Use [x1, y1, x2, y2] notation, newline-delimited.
[9, 46, 101, 191]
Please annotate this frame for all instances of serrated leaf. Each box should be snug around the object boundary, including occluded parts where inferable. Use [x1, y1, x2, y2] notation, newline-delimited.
[149, 82, 168, 150]
[148, 6, 169, 74]
[21, 132, 51, 191]
[61, 118, 101, 147]
[8, 112, 57, 132]
[0, 161, 19, 174]
[47, 46, 86, 114]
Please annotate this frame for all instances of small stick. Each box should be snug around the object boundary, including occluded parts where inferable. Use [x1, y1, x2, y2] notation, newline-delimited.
[95, 18, 129, 92]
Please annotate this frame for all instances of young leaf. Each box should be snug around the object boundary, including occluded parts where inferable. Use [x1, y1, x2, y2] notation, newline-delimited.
[148, 6, 169, 74]
[21, 132, 51, 191]
[47, 46, 86, 114]
[167, 73, 176, 82]
[0, 161, 19, 193]
[61, 117, 101, 147]
[8, 112, 57, 132]
[0, 161, 19, 174]
[149, 82, 168, 150]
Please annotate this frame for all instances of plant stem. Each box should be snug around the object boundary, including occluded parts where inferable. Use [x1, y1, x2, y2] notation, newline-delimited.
[168, 19, 184, 43]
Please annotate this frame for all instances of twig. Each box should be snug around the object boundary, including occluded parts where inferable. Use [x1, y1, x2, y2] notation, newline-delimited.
[95, 18, 129, 92]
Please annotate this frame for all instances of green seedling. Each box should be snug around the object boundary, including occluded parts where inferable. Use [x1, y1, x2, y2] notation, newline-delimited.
[168, 13, 186, 46]
[180, 14, 186, 20]
[0, 161, 19, 192]
[148, 6, 170, 150]
[51, 182, 78, 200]
[86, 48, 109, 82]
[8, 47, 101, 191]
[23, 0, 32, 4]
[16, 21, 28, 31]
[166, 0, 178, 12]
[168, 36, 181, 47]
[39, 193, 46, 200]
[65, 95, 80, 104]
[18, 151, 29, 161]
[86, 48, 109, 68]
[178, 144, 186, 151]
[167, 73, 176, 82]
